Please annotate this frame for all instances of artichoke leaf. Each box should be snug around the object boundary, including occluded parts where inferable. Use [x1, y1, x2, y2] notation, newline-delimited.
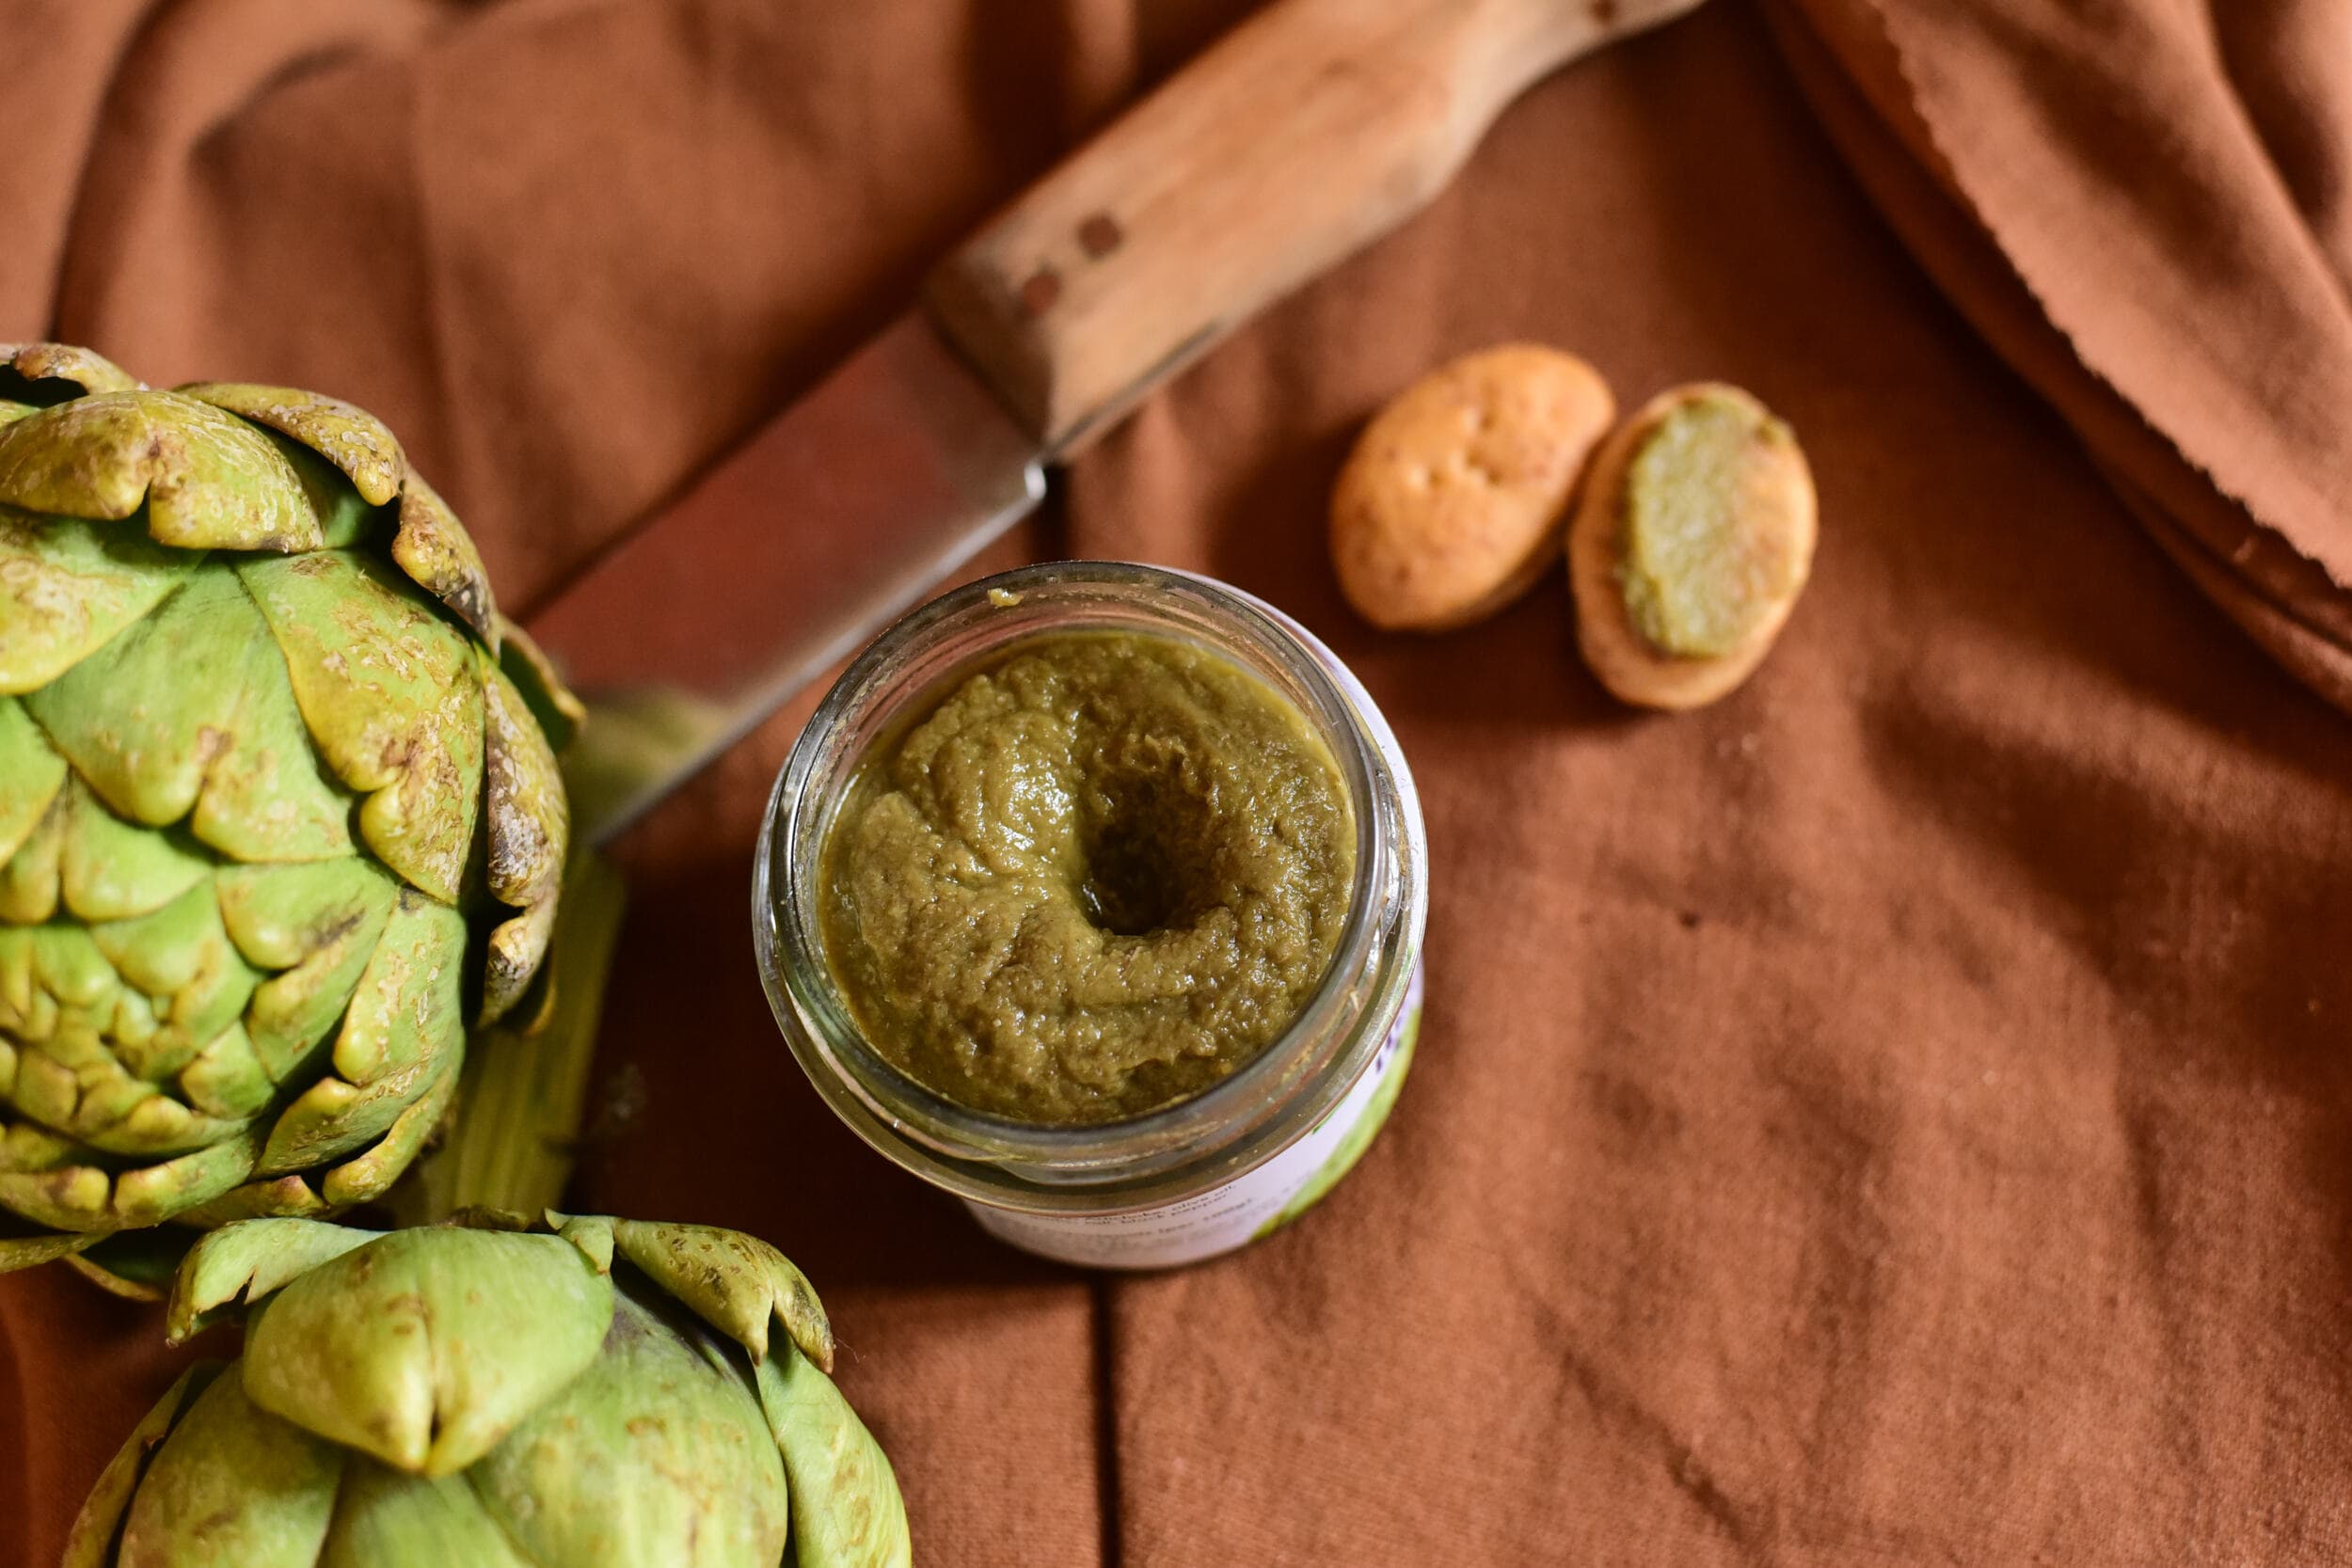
[9, 1036, 256, 1157]
[0, 1225, 104, 1272]
[0, 1116, 83, 1172]
[61, 1361, 224, 1568]
[179, 384, 405, 508]
[389, 465, 499, 642]
[0, 511, 192, 696]
[167, 1216, 381, 1341]
[27, 566, 355, 863]
[1, 342, 141, 398]
[106, 1124, 267, 1229]
[237, 548, 485, 902]
[88, 877, 262, 1083]
[255, 893, 465, 1176]
[480, 658, 566, 911]
[63, 1250, 167, 1299]
[116, 1362, 346, 1568]
[479, 891, 558, 1033]
[240, 1225, 614, 1476]
[317, 1463, 536, 1568]
[215, 860, 398, 1081]
[0, 694, 66, 864]
[551, 1211, 617, 1269]
[469, 1291, 792, 1568]
[176, 1020, 274, 1121]
[6, 1039, 103, 1127]
[256, 1052, 454, 1185]
[267, 429, 381, 551]
[0, 1134, 113, 1229]
[172, 1167, 337, 1229]
[0, 389, 330, 551]
[27, 568, 261, 831]
[98, 1076, 259, 1159]
[0, 1117, 262, 1232]
[0, 785, 62, 923]
[479, 657, 566, 1026]
[55, 777, 213, 925]
[610, 1217, 834, 1372]
[756, 1340, 913, 1568]
[323, 892, 468, 1089]
[187, 630, 360, 865]
[215, 858, 401, 971]
[7, 923, 115, 1028]
[315, 1058, 459, 1211]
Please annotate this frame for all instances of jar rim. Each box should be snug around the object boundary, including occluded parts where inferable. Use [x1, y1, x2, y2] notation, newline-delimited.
[754, 561, 1426, 1208]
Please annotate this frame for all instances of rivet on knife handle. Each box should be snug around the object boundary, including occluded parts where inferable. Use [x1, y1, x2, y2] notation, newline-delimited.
[925, 0, 1708, 456]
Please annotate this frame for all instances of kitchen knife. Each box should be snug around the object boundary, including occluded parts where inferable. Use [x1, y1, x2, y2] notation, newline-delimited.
[531, 0, 1707, 841]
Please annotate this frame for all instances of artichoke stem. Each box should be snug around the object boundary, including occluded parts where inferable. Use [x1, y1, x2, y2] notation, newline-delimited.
[394, 850, 627, 1221]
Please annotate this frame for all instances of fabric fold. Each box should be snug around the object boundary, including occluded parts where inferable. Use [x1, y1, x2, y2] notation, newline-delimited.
[1767, 0, 2352, 710]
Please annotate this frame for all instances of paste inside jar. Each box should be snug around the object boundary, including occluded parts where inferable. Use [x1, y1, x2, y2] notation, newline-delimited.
[817, 629, 1357, 1125]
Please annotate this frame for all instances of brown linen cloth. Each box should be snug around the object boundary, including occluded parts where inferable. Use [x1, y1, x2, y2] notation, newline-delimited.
[1766, 0, 2352, 712]
[7, 2, 2352, 1563]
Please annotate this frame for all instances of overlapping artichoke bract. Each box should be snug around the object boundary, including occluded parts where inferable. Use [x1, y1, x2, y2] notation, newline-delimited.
[68, 1212, 912, 1568]
[0, 343, 575, 1268]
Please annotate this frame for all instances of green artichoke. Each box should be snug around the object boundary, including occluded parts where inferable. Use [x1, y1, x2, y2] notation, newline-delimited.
[67, 1211, 911, 1567]
[0, 343, 576, 1277]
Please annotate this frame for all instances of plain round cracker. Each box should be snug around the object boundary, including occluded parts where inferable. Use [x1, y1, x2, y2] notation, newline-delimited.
[1331, 344, 1614, 632]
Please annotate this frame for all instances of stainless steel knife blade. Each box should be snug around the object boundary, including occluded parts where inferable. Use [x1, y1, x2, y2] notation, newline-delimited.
[532, 312, 1043, 842]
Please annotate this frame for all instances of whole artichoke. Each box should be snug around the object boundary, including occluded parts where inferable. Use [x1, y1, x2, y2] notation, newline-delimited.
[0, 343, 573, 1274]
[67, 1212, 911, 1567]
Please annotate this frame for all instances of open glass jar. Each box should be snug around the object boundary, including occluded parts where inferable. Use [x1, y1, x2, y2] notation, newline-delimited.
[754, 562, 1427, 1268]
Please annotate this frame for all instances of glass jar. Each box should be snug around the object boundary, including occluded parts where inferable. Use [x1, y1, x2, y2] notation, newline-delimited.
[753, 562, 1427, 1268]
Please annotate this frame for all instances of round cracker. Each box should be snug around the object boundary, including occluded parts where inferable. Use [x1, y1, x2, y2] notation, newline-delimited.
[1331, 344, 1613, 632]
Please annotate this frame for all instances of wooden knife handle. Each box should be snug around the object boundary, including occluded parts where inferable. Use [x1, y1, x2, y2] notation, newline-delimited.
[923, 0, 1704, 456]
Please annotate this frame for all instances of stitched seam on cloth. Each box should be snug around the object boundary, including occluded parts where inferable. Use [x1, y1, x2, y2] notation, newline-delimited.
[1854, 0, 2352, 593]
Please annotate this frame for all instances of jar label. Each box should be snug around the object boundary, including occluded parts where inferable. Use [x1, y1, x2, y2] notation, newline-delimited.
[964, 962, 1424, 1269]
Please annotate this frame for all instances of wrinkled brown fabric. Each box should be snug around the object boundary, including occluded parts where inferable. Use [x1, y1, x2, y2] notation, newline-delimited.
[1769, 0, 2352, 711]
[8, 2, 2352, 1564]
